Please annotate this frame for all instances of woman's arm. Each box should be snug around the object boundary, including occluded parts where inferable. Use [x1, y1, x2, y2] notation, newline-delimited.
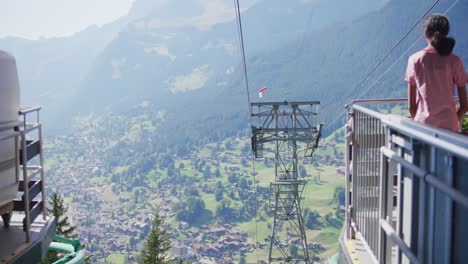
[457, 85, 467, 120]
[408, 83, 417, 118]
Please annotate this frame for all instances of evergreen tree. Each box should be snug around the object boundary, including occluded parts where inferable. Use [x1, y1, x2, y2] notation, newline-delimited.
[228, 174, 237, 184]
[305, 210, 321, 229]
[239, 254, 247, 264]
[48, 193, 77, 238]
[215, 189, 223, 202]
[238, 177, 248, 190]
[299, 165, 307, 178]
[324, 212, 334, 224]
[129, 236, 136, 250]
[290, 244, 299, 258]
[332, 186, 345, 206]
[215, 168, 221, 178]
[139, 213, 173, 264]
[41, 193, 78, 263]
[175, 197, 206, 224]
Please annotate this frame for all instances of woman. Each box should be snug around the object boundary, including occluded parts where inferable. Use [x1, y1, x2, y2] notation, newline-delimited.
[405, 14, 468, 132]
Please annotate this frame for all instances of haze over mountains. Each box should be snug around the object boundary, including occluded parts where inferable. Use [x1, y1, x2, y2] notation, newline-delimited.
[2, 0, 467, 141]
[73, 0, 390, 112]
[1, 0, 388, 130]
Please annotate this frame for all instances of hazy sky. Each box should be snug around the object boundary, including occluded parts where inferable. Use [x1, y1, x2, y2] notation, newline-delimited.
[0, 0, 135, 39]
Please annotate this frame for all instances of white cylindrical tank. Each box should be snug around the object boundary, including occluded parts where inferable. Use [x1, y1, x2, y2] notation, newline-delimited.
[0, 50, 20, 208]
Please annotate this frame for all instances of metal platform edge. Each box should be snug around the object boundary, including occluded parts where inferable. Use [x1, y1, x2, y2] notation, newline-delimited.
[338, 226, 358, 264]
[5, 217, 56, 264]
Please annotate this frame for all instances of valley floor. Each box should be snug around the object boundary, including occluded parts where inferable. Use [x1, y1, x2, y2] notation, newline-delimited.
[44, 113, 345, 263]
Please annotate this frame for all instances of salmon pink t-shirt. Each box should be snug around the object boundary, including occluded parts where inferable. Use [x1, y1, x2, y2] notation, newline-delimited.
[405, 49, 468, 131]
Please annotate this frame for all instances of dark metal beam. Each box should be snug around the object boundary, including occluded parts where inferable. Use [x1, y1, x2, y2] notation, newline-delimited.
[251, 101, 320, 106]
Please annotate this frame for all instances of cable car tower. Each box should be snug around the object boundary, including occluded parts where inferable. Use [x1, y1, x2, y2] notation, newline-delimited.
[251, 101, 322, 263]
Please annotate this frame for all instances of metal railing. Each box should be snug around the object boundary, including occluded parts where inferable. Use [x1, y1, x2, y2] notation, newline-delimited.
[0, 106, 46, 242]
[344, 99, 468, 264]
[19, 106, 46, 242]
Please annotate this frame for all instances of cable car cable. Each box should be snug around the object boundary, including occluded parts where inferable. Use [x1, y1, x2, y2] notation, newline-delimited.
[233, 0, 260, 262]
[234, 0, 253, 114]
[322, 0, 457, 131]
[342, 0, 442, 101]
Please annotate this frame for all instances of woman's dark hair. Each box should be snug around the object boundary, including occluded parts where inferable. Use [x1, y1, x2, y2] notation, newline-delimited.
[425, 14, 455, 56]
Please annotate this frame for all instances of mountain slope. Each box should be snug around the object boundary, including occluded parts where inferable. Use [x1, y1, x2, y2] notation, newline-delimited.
[0, 0, 175, 131]
[63, 0, 390, 118]
[168, 0, 468, 142]
[64, 0, 468, 146]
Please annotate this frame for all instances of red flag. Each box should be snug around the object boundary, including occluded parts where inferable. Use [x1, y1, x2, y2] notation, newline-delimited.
[258, 86, 267, 98]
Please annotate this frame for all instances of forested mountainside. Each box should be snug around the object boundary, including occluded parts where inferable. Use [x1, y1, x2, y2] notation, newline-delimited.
[65, 0, 389, 125]
[1, 0, 389, 135]
[0, 0, 163, 125]
[0, 24, 122, 114]
[65, 0, 468, 150]
[76, 0, 466, 151]
[184, 0, 468, 134]
[0, 0, 193, 128]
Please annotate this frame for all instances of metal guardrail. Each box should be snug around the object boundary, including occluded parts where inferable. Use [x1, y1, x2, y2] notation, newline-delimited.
[19, 106, 46, 242]
[0, 107, 46, 242]
[345, 99, 468, 264]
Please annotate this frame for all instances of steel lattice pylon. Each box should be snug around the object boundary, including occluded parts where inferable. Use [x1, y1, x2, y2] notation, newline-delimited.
[251, 101, 322, 263]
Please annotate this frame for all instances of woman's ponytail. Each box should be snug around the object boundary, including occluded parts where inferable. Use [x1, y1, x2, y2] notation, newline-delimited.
[430, 31, 455, 56]
[425, 15, 456, 56]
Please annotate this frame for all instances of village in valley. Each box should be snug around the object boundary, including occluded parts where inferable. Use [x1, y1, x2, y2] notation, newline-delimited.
[43, 110, 346, 263]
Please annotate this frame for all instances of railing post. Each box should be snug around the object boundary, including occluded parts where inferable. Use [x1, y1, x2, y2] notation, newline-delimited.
[378, 127, 392, 264]
[396, 145, 405, 264]
[414, 143, 426, 264]
[21, 130, 30, 242]
[378, 147, 387, 264]
[351, 108, 357, 239]
[14, 133, 19, 187]
[38, 124, 46, 220]
[442, 153, 453, 264]
[427, 146, 436, 264]
[345, 107, 352, 239]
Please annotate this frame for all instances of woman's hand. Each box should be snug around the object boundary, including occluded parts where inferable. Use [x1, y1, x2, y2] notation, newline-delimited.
[408, 83, 417, 119]
[457, 85, 467, 120]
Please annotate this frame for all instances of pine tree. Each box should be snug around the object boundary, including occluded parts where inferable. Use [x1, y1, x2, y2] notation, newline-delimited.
[239, 253, 247, 264]
[139, 213, 173, 264]
[41, 193, 78, 264]
[48, 193, 77, 238]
